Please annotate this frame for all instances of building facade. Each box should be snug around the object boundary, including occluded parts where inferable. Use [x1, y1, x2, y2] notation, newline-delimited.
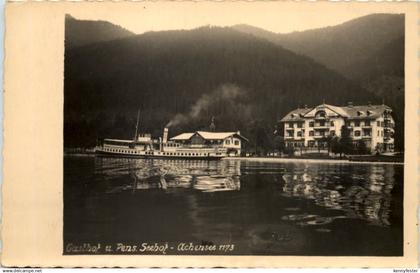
[170, 131, 248, 156]
[280, 103, 395, 153]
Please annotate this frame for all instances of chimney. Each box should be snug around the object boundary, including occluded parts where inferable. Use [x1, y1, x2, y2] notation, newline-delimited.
[347, 101, 353, 107]
[304, 104, 308, 109]
[163, 127, 168, 143]
[209, 116, 216, 132]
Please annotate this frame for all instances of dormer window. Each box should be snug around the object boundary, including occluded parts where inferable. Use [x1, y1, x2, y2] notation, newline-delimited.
[367, 110, 372, 116]
[357, 111, 363, 116]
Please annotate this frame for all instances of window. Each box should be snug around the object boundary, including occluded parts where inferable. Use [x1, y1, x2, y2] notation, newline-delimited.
[297, 131, 302, 137]
[309, 131, 314, 136]
[355, 121, 360, 127]
[320, 121, 325, 127]
[309, 121, 314, 127]
[365, 120, 370, 126]
[289, 122, 293, 128]
[330, 130, 335, 136]
[297, 123, 303, 128]
[234, 140, 239, 146]
[225, 140, 231, 145]
[377, 121, 381, 127]
[330, 121, 334, 127]
[354, 131, 361, 137]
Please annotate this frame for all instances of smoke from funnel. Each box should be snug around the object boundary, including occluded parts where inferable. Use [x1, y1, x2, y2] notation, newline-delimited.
[166, 83, 244, 128]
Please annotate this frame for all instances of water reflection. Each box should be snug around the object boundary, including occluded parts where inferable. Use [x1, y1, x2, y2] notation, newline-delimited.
[95, 158, 241, 193]
[281, 164, 395, 226]
[95, 158, 396, 226]
[65, 156, 403, 255]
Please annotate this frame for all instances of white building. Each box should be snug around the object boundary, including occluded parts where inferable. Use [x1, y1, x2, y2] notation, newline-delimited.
[280, 103, 395, 153]
[170, 131, 248, 156]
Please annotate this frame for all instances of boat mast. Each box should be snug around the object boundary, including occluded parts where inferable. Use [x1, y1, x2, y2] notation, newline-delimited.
[133, 109, 140, 142]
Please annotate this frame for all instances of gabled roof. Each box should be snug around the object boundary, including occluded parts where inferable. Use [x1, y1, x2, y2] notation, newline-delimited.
[340, 104, 392, 119]
[280, 108, 312, 122]
[196, 131, 236, 140]
[280, 104, 392, 122]
[170, 133, 194, 141]
[322, 104, 350, 118]
[196, 131, 249, 142]
[170, 131, 249, 142]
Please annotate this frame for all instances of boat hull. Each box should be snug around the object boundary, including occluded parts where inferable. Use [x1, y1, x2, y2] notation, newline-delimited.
[95, 149, 225, 160]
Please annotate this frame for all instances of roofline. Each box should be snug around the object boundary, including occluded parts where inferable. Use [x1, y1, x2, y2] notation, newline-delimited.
[281, 103, 392, 121]
[171, 131, 249, 142]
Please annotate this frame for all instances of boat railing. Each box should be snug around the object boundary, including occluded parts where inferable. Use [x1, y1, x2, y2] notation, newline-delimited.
[178, 144, 224, 149]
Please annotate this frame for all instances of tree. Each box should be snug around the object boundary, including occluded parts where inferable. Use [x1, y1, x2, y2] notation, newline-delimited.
[356, 140, 368, 154]
[330, 136, 341, 155]
[321, 135, 334, 155]
[283, 145, 295, 157]
[339, 125, 353, 157]
[273, 135, 285, 154]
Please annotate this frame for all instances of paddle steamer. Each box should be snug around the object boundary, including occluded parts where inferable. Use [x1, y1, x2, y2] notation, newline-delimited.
[95, 112, 246, 159]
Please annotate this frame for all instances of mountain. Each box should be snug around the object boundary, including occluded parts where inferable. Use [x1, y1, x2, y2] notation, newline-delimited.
[346, 36, 404, 82]
[65, 14, 135, 49]
[233, 14, 404, 76]
[233, 14, 405, 150]
[64, 26, 376, 149]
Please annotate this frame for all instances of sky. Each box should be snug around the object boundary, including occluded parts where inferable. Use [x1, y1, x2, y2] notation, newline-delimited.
[68, 2, 401, 34]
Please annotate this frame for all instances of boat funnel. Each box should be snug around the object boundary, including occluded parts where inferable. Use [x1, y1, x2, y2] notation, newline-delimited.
[163, 127, 169, 143]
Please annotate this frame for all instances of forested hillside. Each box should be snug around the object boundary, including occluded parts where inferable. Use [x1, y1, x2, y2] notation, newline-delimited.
[65, 23, 375, 151]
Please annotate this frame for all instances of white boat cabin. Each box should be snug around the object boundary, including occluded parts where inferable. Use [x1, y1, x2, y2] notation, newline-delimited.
[170, 131, 248, 156]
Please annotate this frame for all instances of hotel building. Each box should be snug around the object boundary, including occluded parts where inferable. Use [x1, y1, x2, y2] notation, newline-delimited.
[279, 103, 395, 153]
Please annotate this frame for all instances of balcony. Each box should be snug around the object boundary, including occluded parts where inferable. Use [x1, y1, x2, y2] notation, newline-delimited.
[383, 136, 393, 142]
[384, 128, 394, 135]
[313, 135, 327, 139]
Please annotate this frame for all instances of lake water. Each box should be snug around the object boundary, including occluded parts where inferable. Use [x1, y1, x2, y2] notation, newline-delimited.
[64, 156, 403, 256]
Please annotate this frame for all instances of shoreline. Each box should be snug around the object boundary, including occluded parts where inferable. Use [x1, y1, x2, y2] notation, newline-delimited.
[224, 156, 404, 165]
[64, 152, 404, 165]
